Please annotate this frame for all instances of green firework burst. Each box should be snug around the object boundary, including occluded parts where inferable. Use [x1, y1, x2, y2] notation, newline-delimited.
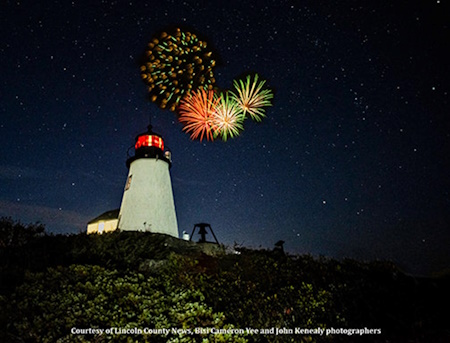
[212, 92, 245, 141]
[231, 74, 273, 122]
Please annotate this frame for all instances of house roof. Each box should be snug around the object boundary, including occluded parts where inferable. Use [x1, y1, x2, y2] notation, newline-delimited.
[87, 209, 120, 224]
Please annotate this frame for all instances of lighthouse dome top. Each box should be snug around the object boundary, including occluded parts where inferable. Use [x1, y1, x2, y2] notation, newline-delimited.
[134, 125, 164, 151]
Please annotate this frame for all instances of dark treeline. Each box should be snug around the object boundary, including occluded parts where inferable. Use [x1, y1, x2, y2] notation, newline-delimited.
[0, 217, 449, 342]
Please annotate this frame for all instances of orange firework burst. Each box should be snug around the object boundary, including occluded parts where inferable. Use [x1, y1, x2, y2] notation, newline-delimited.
[178, 89, 221, 141]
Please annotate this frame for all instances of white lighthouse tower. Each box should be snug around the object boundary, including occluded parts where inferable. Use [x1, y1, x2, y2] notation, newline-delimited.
[117, 125, 179, 237]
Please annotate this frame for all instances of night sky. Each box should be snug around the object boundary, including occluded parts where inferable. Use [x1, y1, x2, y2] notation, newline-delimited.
[1, 0, 449, 276]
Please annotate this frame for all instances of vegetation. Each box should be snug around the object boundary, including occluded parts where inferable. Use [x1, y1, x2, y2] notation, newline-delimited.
[0, 218, 449, 342]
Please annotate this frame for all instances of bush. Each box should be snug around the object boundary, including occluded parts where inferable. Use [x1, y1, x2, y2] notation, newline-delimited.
[4, 264, 247, 343]
[0, 217, 45, 249]
[161, 253, 336, 343]
[1, 226, 449, 342]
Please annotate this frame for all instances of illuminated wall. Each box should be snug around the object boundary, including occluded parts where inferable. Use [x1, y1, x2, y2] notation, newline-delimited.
[86, 219, 118, 234]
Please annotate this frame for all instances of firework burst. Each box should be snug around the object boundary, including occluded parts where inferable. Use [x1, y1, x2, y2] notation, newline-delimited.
[178, 89, 221, 141]
[140, 28, 216, 111]
[212, 93, 244, 141]
[231, 74, 273, 122]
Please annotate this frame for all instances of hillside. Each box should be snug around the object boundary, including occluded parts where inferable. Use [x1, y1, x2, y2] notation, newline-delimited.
[0, 218, 449, 342]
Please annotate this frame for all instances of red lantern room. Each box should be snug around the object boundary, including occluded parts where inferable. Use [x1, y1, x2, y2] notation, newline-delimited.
[135, 134, 164, 151]
[126, 125, 172, 168]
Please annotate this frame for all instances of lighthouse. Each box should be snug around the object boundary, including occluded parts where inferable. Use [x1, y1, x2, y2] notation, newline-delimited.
[117, 125, 179, 237]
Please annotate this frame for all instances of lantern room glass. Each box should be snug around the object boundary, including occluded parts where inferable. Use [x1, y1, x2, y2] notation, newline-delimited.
[135, 135, 164, 150]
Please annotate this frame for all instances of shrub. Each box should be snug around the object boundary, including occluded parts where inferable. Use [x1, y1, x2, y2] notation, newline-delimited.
[5, 264, 247, 343]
